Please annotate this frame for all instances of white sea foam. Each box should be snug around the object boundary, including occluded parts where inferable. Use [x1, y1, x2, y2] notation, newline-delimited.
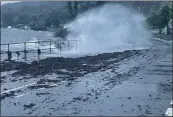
[65, 4, 152, 54]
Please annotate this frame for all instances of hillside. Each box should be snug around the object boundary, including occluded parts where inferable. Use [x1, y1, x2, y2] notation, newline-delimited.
[1, 1, 68, 30]
[1, 1, 169, 31]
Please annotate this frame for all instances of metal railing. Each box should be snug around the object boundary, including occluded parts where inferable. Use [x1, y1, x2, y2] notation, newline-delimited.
[1, 40, 78, 60]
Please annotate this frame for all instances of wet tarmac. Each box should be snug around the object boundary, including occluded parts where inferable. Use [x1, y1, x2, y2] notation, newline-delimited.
[1, 39, 172, 116]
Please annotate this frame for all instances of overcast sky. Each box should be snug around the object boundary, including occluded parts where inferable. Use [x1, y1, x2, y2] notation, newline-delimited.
[1, 1, 20, 5]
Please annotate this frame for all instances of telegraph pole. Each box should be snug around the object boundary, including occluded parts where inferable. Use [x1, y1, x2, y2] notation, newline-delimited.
[138, 7, 141, 13]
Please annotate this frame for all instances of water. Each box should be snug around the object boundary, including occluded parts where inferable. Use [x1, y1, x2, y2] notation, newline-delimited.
[1, 28, 57, 62]
[65, 4, 152, 54]
[1, 28, 53, 44]
[1, 28, 55, 51]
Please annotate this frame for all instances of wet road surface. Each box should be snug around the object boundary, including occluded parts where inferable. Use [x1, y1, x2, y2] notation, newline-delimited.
[1, 38, 172, 116]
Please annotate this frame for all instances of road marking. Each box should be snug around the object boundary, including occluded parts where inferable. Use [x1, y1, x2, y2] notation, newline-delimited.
[1, 79, 63, 95]
[16, 92, 30, 98]
[1, 82, 37, 94]
[152, 38, 172, 44]
[16, 88, 45, 98]
[165, 101, 173, 116]
[15, 84, 59, 98]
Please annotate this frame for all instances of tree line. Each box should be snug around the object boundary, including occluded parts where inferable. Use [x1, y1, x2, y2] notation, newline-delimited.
[1, 1, 172, 35]
[1, 1, 104, 31]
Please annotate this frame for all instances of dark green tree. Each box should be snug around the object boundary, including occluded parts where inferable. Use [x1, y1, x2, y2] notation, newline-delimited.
[147, 4, 172, 34]
[159, 5, 171, 34]
[67, 1, 80, 19]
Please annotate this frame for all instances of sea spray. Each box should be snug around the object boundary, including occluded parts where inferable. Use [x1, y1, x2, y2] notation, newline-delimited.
[65, 3, 152, 54]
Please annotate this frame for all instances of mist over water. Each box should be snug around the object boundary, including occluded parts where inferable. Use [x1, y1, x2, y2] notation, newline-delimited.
[65, 4, 152, 54]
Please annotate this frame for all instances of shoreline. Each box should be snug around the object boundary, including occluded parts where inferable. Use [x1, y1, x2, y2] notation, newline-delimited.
[1, 49, 148, 77]
[1, 49, 148, 101]
[1, 27, 57, 33]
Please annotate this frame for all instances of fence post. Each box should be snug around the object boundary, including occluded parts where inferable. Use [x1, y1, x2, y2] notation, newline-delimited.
[50, 41, 51, 54]
[38, 41, 40, 49]
[24, 42, 26, 51]
[68, 40, 70, 49]
[76, 40, 77, 50]
[60, 42, 61, 54]
[24, 42, 27, 60]
[8, 44, 10, 52]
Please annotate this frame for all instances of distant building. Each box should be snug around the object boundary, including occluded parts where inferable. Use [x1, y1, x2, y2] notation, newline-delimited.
[24, 26, 30, 30]
[7, 26, 12, 29]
